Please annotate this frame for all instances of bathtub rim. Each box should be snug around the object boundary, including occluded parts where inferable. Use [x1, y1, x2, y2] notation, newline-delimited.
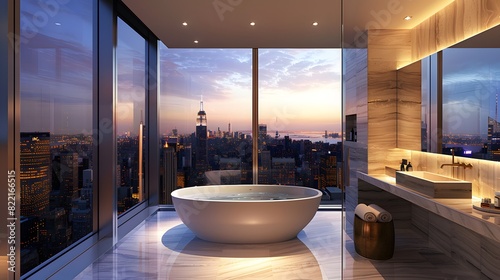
[171, 184, 323, 203]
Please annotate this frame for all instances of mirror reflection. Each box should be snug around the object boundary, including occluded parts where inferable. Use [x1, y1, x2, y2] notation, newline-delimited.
[404, 25, 500, 161]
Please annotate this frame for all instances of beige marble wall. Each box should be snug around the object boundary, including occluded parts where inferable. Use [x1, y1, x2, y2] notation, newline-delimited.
[411, 0, 500, 66]
[367, 29, 412, 174]
[345, 1, 500, 277]
[364, 0, 500, 174]
[396, 60, 421, 151]
[343, 48, 368, 187]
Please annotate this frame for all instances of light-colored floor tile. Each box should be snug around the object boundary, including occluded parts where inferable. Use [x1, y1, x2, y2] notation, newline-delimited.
[75, 211, 476, 279]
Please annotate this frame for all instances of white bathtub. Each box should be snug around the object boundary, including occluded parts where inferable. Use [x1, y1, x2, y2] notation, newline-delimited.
[171, 185, 322, 244]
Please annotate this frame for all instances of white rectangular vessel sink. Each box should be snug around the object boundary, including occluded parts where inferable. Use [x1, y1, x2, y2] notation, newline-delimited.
[395, 171, 471, 198]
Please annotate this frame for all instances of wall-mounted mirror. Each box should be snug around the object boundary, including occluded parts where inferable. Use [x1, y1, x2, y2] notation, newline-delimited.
[399, 24, 500, 161]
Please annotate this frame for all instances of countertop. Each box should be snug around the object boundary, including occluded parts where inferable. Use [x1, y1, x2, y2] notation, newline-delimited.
[357, 171, 500, 243]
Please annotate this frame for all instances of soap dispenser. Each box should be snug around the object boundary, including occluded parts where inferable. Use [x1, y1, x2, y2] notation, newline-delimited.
[406, 162, 413, 171]
[400, 159, 407, 171]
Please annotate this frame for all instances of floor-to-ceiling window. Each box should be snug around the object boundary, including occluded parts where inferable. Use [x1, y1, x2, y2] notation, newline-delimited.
[158, 46, 343, 205]
[116, 18, 147, 214]
[19, 0, 94, 275]
[158, 44, 252, 203]
[258, 49, 342, 204]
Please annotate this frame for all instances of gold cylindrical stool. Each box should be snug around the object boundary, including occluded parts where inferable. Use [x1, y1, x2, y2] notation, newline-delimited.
[353, 214, 394, 260]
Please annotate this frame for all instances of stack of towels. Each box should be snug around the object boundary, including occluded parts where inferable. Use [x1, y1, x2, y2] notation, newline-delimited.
[354, 203, 392, 222]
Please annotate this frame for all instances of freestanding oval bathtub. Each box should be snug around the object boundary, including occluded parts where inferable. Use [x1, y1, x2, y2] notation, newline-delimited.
[171, 185, 322, 244]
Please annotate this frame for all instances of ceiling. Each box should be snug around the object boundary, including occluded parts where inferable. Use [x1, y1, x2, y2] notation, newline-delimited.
[122, 0, 454, 48]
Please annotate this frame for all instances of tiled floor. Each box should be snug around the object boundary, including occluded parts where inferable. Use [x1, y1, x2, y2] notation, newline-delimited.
[75, 211, 480, 279]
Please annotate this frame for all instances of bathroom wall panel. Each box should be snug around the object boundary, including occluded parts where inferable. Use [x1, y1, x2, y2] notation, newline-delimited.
[367, 99, 397, 174]
[411, 0, 500, 64]
[366, 29, 412, 174]
[396, 60, 421, 151]
[368, 29, 412, 71]
[344, 185, 357, 228]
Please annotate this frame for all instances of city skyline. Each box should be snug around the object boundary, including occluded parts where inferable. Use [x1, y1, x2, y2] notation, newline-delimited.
[18, 1, 500, 138]
[159, 47, 343, 135]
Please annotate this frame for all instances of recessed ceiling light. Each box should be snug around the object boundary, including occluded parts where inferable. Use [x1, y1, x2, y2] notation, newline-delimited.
[194, 40, 199, 44]
[250, 22, 255, 26]
[182, 22, 188, 26]
[312, 22, 319, 26]
[55, 22, 61, 26]
[404, 16, 412, 21]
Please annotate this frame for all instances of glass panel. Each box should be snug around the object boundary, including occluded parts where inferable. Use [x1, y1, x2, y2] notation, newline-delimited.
[19, 0, 94, 275]
[258, 49, 342, 204]
[116, 18, 147, 214]
[158, 45, 252, 203]
[442, 48, 500, 159]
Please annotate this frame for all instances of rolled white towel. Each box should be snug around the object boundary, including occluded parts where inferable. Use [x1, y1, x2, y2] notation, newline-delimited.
[354, 203, 377, 222]
[368, 204, 393, 222]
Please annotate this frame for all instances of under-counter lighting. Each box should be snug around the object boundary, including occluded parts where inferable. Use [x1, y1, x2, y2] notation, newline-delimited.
[404, 16, 412, 21]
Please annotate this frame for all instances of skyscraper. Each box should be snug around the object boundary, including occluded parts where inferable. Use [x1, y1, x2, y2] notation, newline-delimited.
[195, 99, 208, 185]
[162, 141, 177, 204]
[20, 132, 51, 217]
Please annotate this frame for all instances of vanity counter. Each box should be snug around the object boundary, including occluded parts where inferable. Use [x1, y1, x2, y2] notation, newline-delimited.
[357, 172, 500, 243]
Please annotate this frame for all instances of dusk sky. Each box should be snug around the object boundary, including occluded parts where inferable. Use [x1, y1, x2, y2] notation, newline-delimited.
[159, 47, 342, 136]
[18, 0, 500, 139]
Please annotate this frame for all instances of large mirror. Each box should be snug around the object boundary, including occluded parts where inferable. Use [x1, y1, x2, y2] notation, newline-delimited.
[401, 24, 500, 161]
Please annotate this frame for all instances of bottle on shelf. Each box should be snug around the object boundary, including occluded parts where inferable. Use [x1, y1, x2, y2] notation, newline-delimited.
[406, 162, 413, 171]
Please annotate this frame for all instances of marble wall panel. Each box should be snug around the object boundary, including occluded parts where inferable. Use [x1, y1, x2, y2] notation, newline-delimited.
[367, 71, 397, 102]
[396, 60, 421, 151]
[344, 49, 367, 117]
[344, 142, 368, 188]
[368, 100, 397, 174]
[385, 148, 411, 171]
[345, 185, 358, 228]
[368, 29, 412, 71]
[411, 0, 500, 64]
[396, 101, 421, 151]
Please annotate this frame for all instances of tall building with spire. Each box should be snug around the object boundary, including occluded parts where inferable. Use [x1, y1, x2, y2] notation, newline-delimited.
[195, 98, 208, 184]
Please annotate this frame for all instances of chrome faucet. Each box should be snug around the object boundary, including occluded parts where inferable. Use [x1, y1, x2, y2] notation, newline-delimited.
[440, 148, 473, 178]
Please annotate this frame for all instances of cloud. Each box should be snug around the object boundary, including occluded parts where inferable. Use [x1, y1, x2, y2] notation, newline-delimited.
[258, 49, 341, 93]
[159, 47, 252, 101]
